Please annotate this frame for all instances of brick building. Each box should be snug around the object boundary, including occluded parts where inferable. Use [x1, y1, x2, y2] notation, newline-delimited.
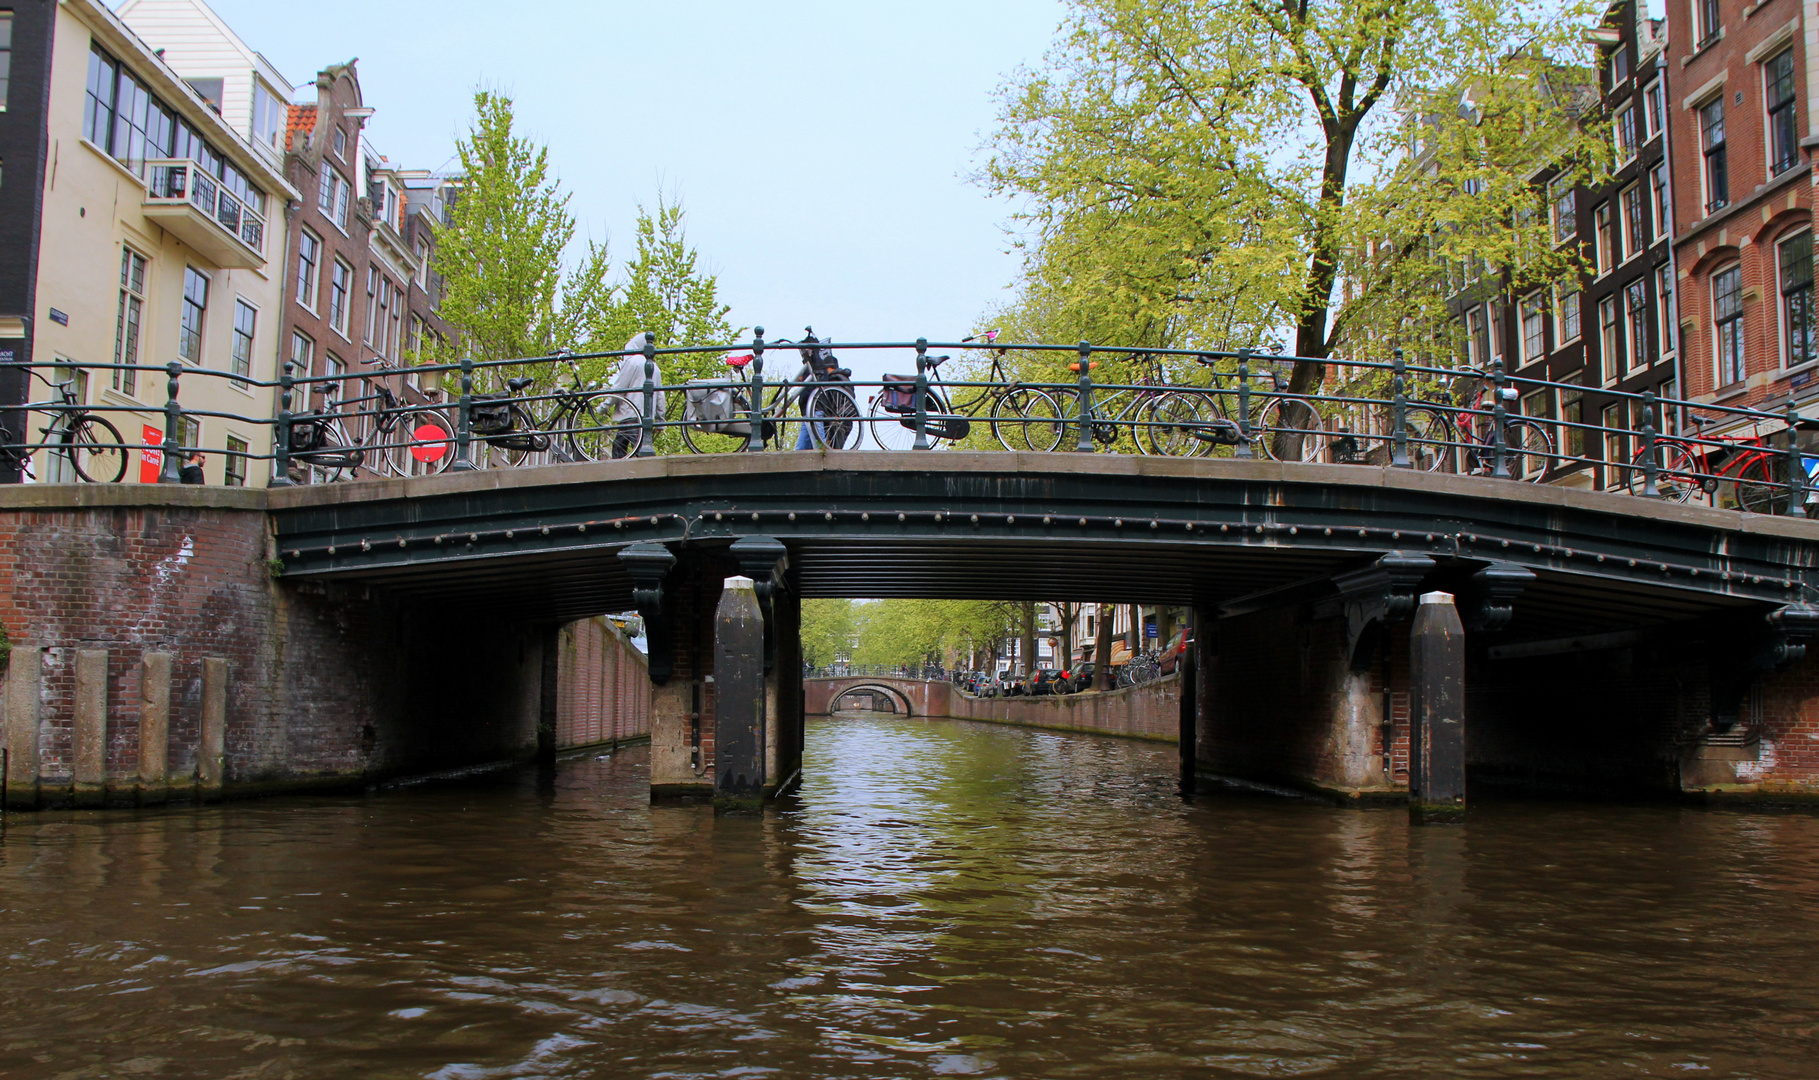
[1665, 0, 1814, 427]
[115, 2, 459, 484]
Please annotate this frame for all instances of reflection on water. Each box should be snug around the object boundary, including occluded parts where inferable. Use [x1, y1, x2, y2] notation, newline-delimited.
[2, 716, 1818, 1078]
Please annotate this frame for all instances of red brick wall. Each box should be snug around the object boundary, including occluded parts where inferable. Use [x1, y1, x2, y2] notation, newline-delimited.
[554, 616, 650, 749]
[0, 497, 543, 803]
[1667, 0, 1814, 411]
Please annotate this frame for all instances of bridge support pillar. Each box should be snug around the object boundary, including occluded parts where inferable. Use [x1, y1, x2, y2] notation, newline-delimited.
[1408, 592, 1466, 823]
[714, 576, 766, 812]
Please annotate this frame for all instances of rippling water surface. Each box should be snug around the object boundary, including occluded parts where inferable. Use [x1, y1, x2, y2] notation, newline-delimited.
[3, 715, 1819, 1078]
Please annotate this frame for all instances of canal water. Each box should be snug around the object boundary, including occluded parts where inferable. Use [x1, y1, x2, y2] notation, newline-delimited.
[2, 716, 1817, 1079]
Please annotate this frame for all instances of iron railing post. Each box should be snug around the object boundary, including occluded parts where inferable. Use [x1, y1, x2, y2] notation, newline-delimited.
[746, 327, 766, 452]
[271, 359, 296, 487]
[449, 355, 476, 472]
[913, 337, 931, 451]
[158, 361, 184, 484]
[1391, 348, 1410, 469]
[1235, 348, 1253, 458]
[637, 332, 657, 458]
[1074, 341, 1095, 452]
[1786, 394, 1808, 517]
[1490, 358, 1510, 480]
[1641, 389, 1659, 498]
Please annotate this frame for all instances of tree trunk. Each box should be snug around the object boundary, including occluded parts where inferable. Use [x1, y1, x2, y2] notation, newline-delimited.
[1021, 602, 1038, 679]
[1094, 602, 1115, 690]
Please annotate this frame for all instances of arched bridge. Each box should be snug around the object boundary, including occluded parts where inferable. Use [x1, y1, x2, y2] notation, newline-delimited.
[805, 677, 942, 718]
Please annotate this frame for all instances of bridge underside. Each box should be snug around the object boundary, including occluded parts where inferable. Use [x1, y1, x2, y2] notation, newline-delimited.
[270, 454, 1807, 641]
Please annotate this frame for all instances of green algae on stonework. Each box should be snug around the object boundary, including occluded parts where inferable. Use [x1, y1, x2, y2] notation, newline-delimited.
[0, 623, 10, 671]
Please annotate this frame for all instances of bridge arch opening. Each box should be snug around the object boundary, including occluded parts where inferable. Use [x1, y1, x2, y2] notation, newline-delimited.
[830, 682, 915, 717]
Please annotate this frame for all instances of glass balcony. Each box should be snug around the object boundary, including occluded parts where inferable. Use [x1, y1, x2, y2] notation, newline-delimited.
[143, 159, 267, 269]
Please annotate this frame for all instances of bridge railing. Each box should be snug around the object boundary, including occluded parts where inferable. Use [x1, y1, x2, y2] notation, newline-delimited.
[1, 335, 1812, 516]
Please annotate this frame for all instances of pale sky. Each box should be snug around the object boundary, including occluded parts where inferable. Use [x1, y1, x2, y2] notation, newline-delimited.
[198, 0, 1069, 379]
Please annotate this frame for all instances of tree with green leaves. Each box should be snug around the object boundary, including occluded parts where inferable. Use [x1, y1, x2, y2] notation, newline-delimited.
[984, 0, 1609, 394]
[801, 598, 858, 668]
[435, 95, 739, 408]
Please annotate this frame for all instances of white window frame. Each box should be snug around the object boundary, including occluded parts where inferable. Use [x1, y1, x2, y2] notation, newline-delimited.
[1555, 289, 1583, 346]
[1621, 184, 1645, 261]
[1777, 228, 1815, 369]
[1644, 78, 1664, 142]
[1656, 265, 1677, 359]
[1614, 105, 1638, 164]
[1624, 278, 1649, 375]
[1599, 294, 1622, 383]
[1594, 202, 1614, 276]
[1649, 163, 1671, 246]
[1712, 262, 1745, 387]
[1520, 292, 1546, 367]
[296, 228, 320, 312]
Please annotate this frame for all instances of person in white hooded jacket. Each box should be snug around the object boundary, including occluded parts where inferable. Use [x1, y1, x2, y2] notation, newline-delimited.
[605, 331, 665, 455]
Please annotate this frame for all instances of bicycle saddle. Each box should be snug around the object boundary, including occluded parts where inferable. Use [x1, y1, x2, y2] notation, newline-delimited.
[724, 353, 753, 368]
[506, 376, 535, 392]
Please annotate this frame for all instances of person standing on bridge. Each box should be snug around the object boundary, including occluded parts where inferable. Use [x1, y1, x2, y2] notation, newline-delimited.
[608, 331, 666, 452]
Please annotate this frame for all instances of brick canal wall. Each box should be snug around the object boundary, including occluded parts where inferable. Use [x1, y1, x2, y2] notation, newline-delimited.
[553, 616, 650, 750]
[0, 490, 601, 807]
[807, 676, 1179, 743]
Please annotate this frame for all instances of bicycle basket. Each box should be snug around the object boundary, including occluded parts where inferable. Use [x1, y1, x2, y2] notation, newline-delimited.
[879, 374, 918, 413]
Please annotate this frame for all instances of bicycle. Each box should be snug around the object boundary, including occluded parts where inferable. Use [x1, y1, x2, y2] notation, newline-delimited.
[288, 369, 455, 481]
[864, 331, 1068, 452]
[26, 376, 128, 483]
[1042, 351, 1228, 456]
[484, 356, 645, 466]
[678, 330, 860, 454]
[1625, 413, 1804, 513]
[1397, 372, 1554, 480]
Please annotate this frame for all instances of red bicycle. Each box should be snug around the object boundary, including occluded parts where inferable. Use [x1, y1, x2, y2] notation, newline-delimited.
[1625, 414, 1791, 513]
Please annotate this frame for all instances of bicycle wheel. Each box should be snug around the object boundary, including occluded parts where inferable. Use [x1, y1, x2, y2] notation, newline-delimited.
[394, 408, 456, 476]
[990, 387, 1065, 452]
[1625, 441, 1697, 501]
[1144, 393, 1211, 457]
[868, 389, 950, 451]
[1398, 407, 1454, 473]
[1734, 455, 1784, 514]
[1507, 420, 1554, 481]
[1255, 398, 1325, 462]
[805, 385, 860, 449]
[68, 416, 127, 483]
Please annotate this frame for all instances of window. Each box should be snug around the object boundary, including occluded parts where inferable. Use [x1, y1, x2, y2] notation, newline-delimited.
[179, 267, 208, 364]
[1767, 50, 1798, 176]
[1713, 263, 1745, 385]
[333, 126, 346, 159]
[413, 237, 429, 288]
[1552, 183, 1577, 243]
[289, 330, 313, 375]
[0, 12, 11, 110]
[364, 265, 379, 345]
[318, 164, 349, 229]
[1603, 401, 1627, 480]
[1615, 106, 1637, 163]
[1625, 279, 1649, 372]
[1600, 295, 1622, 381]
[1650, 163, 1671, 242]
[1701, 97, 1728, 213]
[224, 435, 248, 487]
[113, 248, 147, 396]
[230, 300, 256, 378]
[1697, 0, 1721, 49]
[1608, 46, 1631, 88]
[1780, 230, 1815, 368]
[1521, 295, 1546, 366]
[329, 259, 351, 334]
[252, 83, 284, 151]
[326, 351, 346, 384]
[1560, 371, 1585, 457]
[296, 229, 320, 309]
[408, 313, 424, 358]
[1557, 289, 1582, 343]
[1622, 185, 1644, 258]
[1657, 265, 1677, 356]
[386, 279, 402, 356]
[1645, 79, 1664, 140]
[1466, 306, 1492, 368]
[1594, 202, 1614, 275]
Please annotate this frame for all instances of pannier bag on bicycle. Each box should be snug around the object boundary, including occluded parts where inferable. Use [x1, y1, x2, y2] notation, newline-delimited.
[470, 393, 516, 436]
[287, 421, 325, 454]
[878, 374, 919, 413]
[683, 380, 765, 437]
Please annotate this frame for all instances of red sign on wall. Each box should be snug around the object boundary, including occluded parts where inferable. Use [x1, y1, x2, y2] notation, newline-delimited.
[139, 425, 162, 483]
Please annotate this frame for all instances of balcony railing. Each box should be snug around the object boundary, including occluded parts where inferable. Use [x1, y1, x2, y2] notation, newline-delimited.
[144, 159, 266, 266]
